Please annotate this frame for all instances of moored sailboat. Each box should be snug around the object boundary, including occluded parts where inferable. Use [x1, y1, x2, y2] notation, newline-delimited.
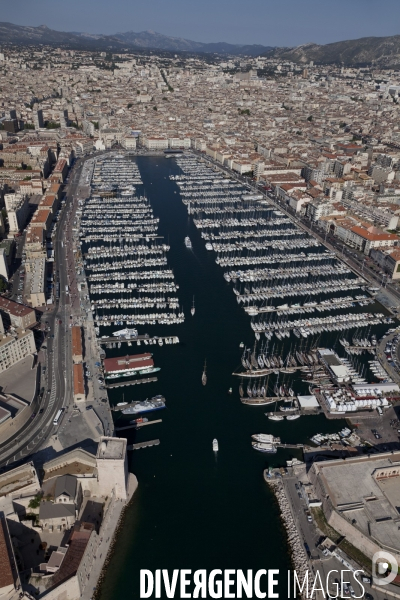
[202, 360, 207, 385]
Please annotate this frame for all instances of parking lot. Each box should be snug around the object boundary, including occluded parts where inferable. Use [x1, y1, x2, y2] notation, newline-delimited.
[349, 404, 400, 450]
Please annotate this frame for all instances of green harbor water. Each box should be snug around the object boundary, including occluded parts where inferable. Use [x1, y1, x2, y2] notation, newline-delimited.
[96, 156, 386, 599]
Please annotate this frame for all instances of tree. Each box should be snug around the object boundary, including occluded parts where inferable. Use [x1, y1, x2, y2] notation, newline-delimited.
[307, 115, 313, 121]
[28, 493, 43, 509]
[0, 279, 8, 293]
[127, 103, 133, 108]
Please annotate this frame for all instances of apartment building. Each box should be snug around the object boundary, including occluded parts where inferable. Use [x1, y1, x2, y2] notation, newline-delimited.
[142, 136, 168, 150]
[0, 296, 36, 328]
[4, 193, 29, 235]
[347, 226, 399, 255]
[370, 248, 400, 279]
[0, 327, 36, 373]
[25, 257, 46, 307]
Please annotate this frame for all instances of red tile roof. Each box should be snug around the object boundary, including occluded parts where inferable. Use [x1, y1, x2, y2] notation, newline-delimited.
[103, 353, 153, 373]
[351, 226, 398, 242]
[0, 516, 14, 590]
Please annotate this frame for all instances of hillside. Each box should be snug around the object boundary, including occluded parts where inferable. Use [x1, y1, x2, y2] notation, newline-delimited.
[265, 35, 400, 67]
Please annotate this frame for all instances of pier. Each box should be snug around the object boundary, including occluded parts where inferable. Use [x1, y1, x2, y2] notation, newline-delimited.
[112, 396, 165, 412]
[241, 396, 296, 406]
[99, 334, 179, 345]
[276, 443, 304, 449]
[115, 419, 162, 431]
[106, 376, 158, 389]
[234, 366, 308, 377]
[129, 439, 160, 450]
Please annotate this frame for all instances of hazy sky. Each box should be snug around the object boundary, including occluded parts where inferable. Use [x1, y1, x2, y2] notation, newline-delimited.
[2, 0, 400, 46]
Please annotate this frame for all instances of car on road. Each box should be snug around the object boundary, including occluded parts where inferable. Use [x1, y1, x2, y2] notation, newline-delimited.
[307, 515, 313, 523]
[86, 405, 93, 410]
[31, 412, 36, 419]
[39, 409, 44, 414]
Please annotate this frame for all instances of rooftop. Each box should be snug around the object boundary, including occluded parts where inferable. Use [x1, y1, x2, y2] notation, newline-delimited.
[97, 436, 126, 460]
[0, 462, 38, 497]
[0, 296, 35, 318]
[0, 516, 14, 591]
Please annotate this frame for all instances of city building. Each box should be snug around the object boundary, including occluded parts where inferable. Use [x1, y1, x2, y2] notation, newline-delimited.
[4, 193, 29, 235]
[73, 363, 85, 402]
[0, 513, 19, 596]
[33, 109, 44, 130]
[309, 452, 400, 563]
[24, 257, 46, 307]
[96, 436, 128, 500]
[0, 297, 36, 328]
[0, 249, 8, 282]
[370, 247, 400, 279]
[0, 327, 36, 373]
[71, 326, 83, 364]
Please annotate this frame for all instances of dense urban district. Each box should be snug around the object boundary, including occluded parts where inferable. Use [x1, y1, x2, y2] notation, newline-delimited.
[1, 41, 400, 600]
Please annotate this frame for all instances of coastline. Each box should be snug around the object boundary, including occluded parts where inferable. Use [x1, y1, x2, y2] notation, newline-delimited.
[264, 469, 314, 596]
[82, 473, 138, 600]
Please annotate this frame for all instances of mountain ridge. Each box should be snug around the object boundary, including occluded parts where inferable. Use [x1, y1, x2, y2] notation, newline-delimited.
[0, 22, 273, 56]
[264, 34, 400, 67]
[0, 22, 400, 66]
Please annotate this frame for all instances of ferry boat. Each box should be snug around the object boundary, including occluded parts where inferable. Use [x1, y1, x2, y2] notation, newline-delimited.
[122, 396, 165, 415]
[113, 328, 138, 338]
[213, 438, 219, 451]
[184, 237, 192, 249]
[252, 442, 277, 453]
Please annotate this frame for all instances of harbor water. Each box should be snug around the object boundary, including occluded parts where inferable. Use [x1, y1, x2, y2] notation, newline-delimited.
[96, 156, 385, 599]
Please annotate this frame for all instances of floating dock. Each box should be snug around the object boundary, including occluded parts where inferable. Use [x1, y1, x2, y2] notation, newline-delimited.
[106, 377, 158, 389]
[129, 439, 160, 450]
[241, 396, 296, 406]
[112, 396, 165, 412]
[115, 419, 162, 431]
[276, 443, 304, 449]
[233, 366, 309, 377]
[99, 335, 179, 345]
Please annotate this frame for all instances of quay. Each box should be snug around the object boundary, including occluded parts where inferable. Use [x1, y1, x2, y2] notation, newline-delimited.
[129, 439, 160, 450]
[115, 419, 162, 431]
[106, 376, 157, 389]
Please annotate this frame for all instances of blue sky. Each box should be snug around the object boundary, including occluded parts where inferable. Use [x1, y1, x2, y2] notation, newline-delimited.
[2, 0, 400, 46]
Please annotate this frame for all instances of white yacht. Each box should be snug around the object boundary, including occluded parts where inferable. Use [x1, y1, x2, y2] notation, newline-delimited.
[113, 328, 138, 338]
[213, 438, 219, 452]
[184, 237, 192, 249]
